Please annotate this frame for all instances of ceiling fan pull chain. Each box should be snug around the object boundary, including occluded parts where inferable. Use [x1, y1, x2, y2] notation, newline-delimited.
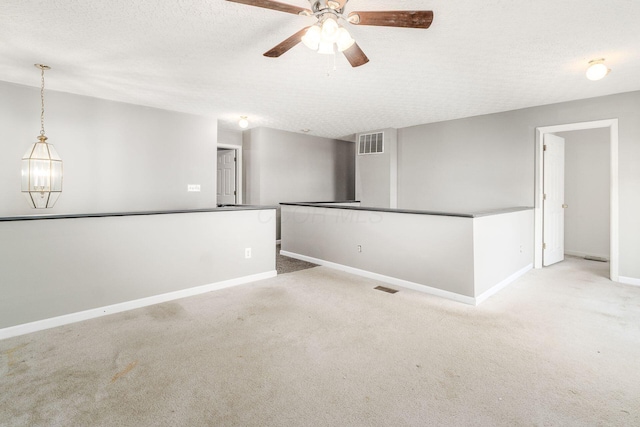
[326, 52, 336, 77]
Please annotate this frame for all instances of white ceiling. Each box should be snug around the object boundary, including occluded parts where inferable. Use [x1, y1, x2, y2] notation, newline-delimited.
[1, 0, 639, 139]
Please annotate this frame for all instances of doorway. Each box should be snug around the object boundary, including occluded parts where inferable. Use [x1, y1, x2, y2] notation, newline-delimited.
[217, 144, 242, 205]
[534, 119, 619, 281]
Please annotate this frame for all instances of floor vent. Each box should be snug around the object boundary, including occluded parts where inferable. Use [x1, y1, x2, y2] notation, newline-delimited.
[374, 286, 398, 294]
[584, 256, 608, 262]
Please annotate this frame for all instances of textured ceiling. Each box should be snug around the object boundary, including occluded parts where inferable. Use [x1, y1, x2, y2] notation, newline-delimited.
[1, 0, 639, 139]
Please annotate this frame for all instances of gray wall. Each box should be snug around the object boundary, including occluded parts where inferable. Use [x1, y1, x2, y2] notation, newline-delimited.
[355, 128, 397, 208]
[243, 127, 355, 237]
[561, 128, 610, 259]
[281, 205, 533, 302]
[218, 126, 243, 147]
[0, 209, 276, 330]
[396, 91, 640, 280]
[0, 81, 217, 217]
[281, 205, 475, 298]
[398, 114, 532, 213]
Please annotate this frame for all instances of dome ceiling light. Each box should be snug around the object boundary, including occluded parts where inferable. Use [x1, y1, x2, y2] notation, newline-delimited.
[586, 58, 611, 81]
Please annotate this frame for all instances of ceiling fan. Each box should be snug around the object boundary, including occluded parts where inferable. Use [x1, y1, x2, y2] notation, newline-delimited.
[226, 0, 434, 67]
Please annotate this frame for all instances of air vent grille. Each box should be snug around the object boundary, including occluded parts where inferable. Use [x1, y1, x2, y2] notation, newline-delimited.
[358, 132, 384, 155]
[374, 286, 398, 294]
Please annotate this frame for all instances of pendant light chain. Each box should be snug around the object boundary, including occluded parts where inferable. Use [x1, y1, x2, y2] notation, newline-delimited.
[40, 66, 46, 137]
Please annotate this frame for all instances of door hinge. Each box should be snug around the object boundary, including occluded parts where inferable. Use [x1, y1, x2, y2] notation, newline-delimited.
[543, 144, 547, 151]
[543, 193, 547, 200]
[234, 157, 237, 162]
[543, 243, 547, 250]
[233, 190, 236, 195]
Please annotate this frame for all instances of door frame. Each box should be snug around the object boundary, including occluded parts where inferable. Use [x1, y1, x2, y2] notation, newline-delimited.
[217, 143, 243, 204]
[534, 119, 619, 282]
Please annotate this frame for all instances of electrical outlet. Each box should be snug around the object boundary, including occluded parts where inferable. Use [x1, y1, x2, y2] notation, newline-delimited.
[188, 184, 201, 192]
[245, 248, 252, 259]
[357, 245, 362, 253]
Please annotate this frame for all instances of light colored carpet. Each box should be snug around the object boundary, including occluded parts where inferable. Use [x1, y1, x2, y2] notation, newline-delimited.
[276, 244, 317, 275]
[1, 256, 639, 426]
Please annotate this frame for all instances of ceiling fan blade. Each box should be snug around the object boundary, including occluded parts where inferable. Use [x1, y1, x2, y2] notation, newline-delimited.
[226, 0, 311, 15]
[348, 11, 434, 29]
[264, 27, 310, 58]
[342, 42, 369, 67]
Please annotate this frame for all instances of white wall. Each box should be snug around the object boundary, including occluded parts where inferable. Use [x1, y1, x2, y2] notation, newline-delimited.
[473, 210, 534, 296]
[355, 128, 397, 208]
[0, 81, 218, 217]
[396, 91, 640, 280]
[561, 128, 610, 259]
[243, 127, 355, 237]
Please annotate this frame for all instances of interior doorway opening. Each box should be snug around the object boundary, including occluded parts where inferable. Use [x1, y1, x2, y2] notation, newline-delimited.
[558, 128, 611, 264]
[534, 119, 619, 282]
[217, 144, 242, 206]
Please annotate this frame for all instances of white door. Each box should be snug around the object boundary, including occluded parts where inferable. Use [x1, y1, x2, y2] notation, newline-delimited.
[217, 149, 236, 205]
[543, 133, 566, 266]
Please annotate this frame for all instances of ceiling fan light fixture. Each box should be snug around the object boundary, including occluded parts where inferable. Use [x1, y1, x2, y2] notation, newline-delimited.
[321, 16, 340, 43]
[586, 58, 610, 81]
[318, 40, 335, 55]
[226, 0, 433, 68]
[302, 25, 321, 50]
[336, 27, 355, 52]
[347, 14, 360, 24]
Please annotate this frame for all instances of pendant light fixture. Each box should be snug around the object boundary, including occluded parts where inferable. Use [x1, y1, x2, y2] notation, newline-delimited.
[21, 64, 63, 209]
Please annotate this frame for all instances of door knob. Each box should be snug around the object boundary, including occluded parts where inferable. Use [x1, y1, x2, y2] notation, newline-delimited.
[562, 204, 568, 209]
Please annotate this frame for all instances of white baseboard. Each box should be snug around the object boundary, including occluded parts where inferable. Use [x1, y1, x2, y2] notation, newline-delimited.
[280, 250, 477, 305]
[0, 270, 277, 341]
[474, 264, 533, 305]
[619, 276, 640, 287]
